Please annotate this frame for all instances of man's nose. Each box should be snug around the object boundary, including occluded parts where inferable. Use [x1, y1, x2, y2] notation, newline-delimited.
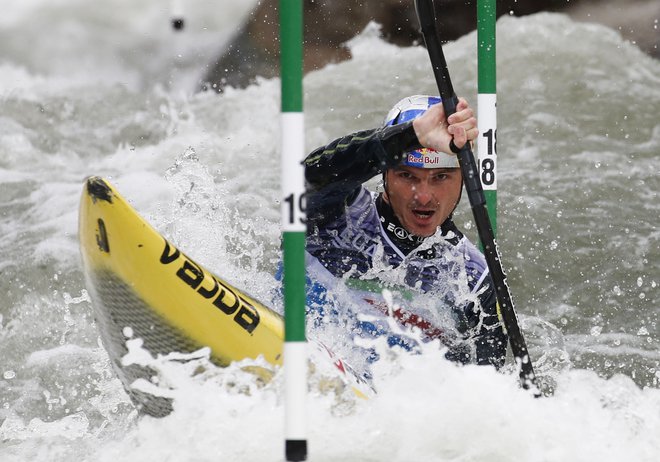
[412, 182, 434, 205]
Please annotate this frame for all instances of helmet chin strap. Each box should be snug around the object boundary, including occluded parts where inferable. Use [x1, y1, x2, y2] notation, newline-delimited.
[382, 171, 390, 203]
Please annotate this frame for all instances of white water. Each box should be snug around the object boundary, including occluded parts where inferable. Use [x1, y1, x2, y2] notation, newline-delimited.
[1, 1, 659, 460]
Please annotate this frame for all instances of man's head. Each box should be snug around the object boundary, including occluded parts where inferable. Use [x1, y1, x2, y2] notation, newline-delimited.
[382, 95, 462, 237]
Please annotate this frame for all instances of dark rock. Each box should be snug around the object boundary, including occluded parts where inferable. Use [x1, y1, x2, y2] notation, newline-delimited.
[199, 0, 658, 92]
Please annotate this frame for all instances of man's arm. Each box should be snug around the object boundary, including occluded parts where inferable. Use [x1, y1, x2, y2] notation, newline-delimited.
[472, 280, 508, 369]
[444, 273, 507, 369]
[304, 121, 421, 225]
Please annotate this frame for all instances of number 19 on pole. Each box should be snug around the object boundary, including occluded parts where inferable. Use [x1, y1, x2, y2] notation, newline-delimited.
[283, 192, 306, 227]
[280, 114, 306, 233]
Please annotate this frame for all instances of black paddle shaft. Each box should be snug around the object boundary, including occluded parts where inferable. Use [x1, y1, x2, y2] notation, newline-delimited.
[414, 0, 538, 391]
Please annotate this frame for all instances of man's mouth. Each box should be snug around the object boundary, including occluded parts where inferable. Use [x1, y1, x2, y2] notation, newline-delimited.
[412, 209, 435, 219]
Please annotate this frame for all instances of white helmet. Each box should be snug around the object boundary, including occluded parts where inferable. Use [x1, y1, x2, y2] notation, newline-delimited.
[383, 95, 459, 169]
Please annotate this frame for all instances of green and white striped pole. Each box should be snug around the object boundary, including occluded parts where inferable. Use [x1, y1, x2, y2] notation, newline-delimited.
[280, 1, 307, 461]
[477, 0, 497, 236]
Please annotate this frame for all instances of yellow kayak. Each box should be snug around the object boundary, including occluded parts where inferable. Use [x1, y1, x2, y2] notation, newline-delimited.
[79, 177, 371, 417]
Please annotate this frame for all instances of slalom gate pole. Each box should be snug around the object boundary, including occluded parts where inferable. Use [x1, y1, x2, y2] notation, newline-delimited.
[414, 0, 539, 393]
[280, 0, 308, 460]
[477, 0, 497, 237]
[170, 0, 185, 31]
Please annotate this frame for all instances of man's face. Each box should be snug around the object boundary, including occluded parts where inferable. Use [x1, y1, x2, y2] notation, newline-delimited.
[383, 166, 462, 237]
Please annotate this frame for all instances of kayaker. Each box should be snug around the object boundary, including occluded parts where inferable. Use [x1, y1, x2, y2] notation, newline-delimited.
[303, 95, 507, 369]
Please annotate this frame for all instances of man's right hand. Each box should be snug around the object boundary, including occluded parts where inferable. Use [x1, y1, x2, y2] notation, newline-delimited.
[412, 97, 478, 153]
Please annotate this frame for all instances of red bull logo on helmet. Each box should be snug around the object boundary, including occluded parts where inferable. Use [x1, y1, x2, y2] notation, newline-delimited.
[404, 148, 459, 169]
